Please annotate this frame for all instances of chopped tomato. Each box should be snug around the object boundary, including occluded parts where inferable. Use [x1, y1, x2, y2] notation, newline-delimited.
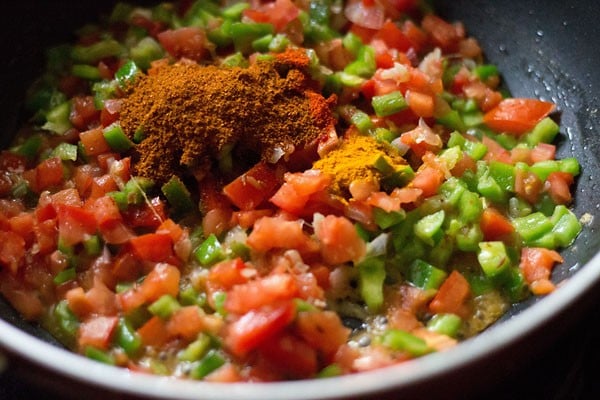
[80, 127, 111, 157]
[139, 262, 181, 303]
[247, 216, 316, 254]
[35, 157, 64, 191]
[137, 315, 170, 347]
[406, 90, 435, 118]
[421, 14, 461, 52]
[224, 274, 298, 314]
[519, 247, 563, 295]
[545, 171, 574, 205]
[0, 231, 26, 274]
[129, 233, 174, 263]
[315, 214, 366, 265]
[480, 207, 515, 241]
[410, 165, 444, 198]
[70, 96, 100, 130]
[257, 333, 318, 379]
[428, 270, 471, 318]
[78, 316, 118, 350]
[295, 311, 350, 361]
[157, 27, 207, 62]
[56, 204, 97, 246]
[482, 136, 512, 164]
[208, 258, 249, 291]
[373, 20, 411, 52]
[483, 99, 556, 135]
[515, 168, 543, 204]
[270, 170, 330, 215]
[366, 191, 402, 212]
[244, 0, 300, 32]
[344, 0, 385, 30]
[223, 162, 281, 211]
[224, 300, 296, 357]
[166, 306, 205, 341]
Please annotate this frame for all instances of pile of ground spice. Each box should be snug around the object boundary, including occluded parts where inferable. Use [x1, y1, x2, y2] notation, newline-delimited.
[313, 133, 409, 197]
[119, 50, 336, 183]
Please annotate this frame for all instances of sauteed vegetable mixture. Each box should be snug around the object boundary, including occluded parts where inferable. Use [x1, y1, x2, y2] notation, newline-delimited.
[0, 0, 582, 381]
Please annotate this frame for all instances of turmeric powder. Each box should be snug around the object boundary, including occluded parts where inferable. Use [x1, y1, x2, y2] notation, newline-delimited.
[313, 132, 409, 197]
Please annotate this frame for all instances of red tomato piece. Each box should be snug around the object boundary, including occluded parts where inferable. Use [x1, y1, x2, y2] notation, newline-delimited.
[0, 231, 26, 274]
[421, 14, 461, 52]
[137, 315, 170, 347]
[428, 270, 471, 318]
[70, 96, 100, 130]
[257, 333, 318, 379]
[208, 258, 249, 291]
[315, 214, 366, 265]
[78, 316, 118, 350]
[295, 311, 350, 361]
[515, 168, 544, 205]
[224, 300, 296, 357]
[223, 162, 281, 211]
[480, 207, 515, 241]
[225, 273, 298, 314]
[56, 204, 98, 246]
[80, 127, 111, 157]
[247, 216, 315, 253]
[373, 20, 411, 52]
[166, 306, 205, 341]
[410, 166, 444, 198]
[140, 262, 181, 303]
[35, 157, 64, 192]
[157, 27, 207, 62]
[519, 247, 563, 295]
[129, 233, 174, 263]
[244, 0, 300, 32]
[483, 98, 556, 135]
[546, 171, 574, 205]
[270, 170, 330, 215]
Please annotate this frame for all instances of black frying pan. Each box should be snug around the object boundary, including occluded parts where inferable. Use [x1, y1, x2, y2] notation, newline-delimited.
[0, 1, 599, 399]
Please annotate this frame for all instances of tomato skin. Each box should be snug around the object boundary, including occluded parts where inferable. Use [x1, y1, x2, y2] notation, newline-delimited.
[80, 127, 111, 157]
[208, 258, 249, 291]
[157, 27, 207, 62]
[483, 98, 556, 135]
[224, 300, 296, 357]
[373, 20, 412, 52]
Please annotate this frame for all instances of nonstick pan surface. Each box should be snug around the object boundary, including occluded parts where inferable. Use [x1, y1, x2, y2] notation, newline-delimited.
[0, 1, 599, 399]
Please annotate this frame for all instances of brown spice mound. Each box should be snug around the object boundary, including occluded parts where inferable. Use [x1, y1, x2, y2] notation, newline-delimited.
[119, 52, 335, 183]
